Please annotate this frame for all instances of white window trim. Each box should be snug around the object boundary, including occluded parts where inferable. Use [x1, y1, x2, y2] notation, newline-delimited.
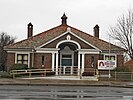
[15, 52, 30, 68]
[104, 54, 117, 61]
[56, 40, 81, 49]
[35, 48, 59, 53]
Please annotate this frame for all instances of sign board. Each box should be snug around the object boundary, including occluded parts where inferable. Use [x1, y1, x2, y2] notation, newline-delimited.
[98, 60, 116, 70]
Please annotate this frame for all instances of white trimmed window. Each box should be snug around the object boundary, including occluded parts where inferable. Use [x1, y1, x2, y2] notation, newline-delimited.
[61, 54, 72, 66]
[104, 54, 116, 60]
[17, 54, 28, 65]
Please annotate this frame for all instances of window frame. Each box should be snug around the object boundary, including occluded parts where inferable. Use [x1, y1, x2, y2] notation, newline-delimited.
[104, 54, 117, 61]
[42, 55, 45, 67]
[60, 53, 74, 67]
[15, 52, 30, 68]
[17, 54, 28, 64]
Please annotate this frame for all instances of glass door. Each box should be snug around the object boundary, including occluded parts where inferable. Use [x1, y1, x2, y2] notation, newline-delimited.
[61, 54, 73, 75]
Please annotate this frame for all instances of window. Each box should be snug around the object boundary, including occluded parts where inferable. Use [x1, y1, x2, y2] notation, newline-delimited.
[61, 54, 72, 66]
[91, 56, 94, 67]
[42, 56, 44, 66]
[17, 54, 28, 65]
[104, 55, 116, 60]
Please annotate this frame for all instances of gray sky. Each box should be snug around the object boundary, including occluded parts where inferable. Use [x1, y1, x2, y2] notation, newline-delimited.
[0, 0, 133, 42]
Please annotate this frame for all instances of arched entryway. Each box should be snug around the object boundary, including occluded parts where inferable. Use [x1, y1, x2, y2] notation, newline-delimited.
[59, 42, 78, 75]
[56, 40, 81, 75]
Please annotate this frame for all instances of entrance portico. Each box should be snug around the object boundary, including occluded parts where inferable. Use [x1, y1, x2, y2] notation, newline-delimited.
[35, 27, 100, 76]
[55, 37, 82, 75]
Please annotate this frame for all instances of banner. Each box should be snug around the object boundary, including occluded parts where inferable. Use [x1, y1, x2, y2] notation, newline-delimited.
[98, 60, 116, 70]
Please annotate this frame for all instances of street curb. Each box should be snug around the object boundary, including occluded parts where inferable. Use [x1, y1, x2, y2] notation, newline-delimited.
[0, 78, 133, 88]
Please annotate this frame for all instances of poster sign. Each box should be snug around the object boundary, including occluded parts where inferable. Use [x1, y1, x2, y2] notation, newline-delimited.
[98, 60, 116, 70]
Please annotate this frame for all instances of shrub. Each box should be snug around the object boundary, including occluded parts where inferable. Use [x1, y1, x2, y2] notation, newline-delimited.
[0, 72, 12, 78]
[10, 64, 28, 70]
[114, 66, 130, 72]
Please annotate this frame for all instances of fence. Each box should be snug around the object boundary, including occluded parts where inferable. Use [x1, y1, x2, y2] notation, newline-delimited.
[10, 68, 133, 81]
[10, 68, 98, 79]
[10, 69, 54, 79]
[113, 72, 133, 81]
[99, 71, 133, 81]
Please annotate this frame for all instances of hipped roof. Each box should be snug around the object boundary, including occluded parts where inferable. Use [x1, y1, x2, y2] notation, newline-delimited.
[5, 24, 124, 52]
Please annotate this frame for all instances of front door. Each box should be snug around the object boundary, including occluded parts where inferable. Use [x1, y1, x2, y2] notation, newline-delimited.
[61, 54, 73, 75]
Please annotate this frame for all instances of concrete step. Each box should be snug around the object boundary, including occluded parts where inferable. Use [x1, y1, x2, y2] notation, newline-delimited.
[81, 76, 98, 81]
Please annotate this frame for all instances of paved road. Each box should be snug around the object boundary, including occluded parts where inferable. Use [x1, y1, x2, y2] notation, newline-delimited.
[0, 85, 133, 100]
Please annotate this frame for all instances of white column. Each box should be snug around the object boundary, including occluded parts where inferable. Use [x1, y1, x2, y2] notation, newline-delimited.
[82, 54, 85, 73]
[52, 53, 55, 71]
[63, 66, 66, 75]
[71, 66, 73, 75]
[78, 53, 80, 75]
[56, 53, 58, 75]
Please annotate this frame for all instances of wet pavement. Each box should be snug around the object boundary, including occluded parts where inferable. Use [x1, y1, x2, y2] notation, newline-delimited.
[0, 85, 133, 100]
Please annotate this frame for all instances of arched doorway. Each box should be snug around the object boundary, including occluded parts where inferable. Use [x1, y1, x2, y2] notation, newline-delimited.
[58, 42, 79, 75]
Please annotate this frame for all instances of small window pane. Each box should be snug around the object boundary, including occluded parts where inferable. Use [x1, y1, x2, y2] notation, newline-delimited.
[23, 61, 28, 64]
[18, 55, 22, 60]
[105, 55, 115, 60]
[62, 59, 72, 66]
[111, 56, 115, 60]
[62, 55, 72, 58]
[42, 56, 44, 65]
[18, 61, 22, 64]
[24, 55, 28, 60]
[105, 56, 109, 60]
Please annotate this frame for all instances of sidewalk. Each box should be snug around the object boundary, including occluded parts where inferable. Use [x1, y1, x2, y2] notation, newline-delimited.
[0, 78, 133, 88]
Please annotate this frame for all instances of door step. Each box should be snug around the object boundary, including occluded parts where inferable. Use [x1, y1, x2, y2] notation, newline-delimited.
[81, 76, 98, 81]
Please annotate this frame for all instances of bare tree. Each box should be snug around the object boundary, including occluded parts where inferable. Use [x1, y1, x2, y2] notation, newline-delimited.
[110, 9, 133, 59]
[0, 32, 16, 71]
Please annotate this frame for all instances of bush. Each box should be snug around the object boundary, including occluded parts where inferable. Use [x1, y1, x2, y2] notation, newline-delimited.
[114, 66, 130, 72]
[10, 64, 28, 70]
[0, 72, 12, 78]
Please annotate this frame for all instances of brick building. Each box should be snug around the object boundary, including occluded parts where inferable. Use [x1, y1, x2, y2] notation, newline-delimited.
[124, 60, 133, 71]
[5, 14, 125, 75]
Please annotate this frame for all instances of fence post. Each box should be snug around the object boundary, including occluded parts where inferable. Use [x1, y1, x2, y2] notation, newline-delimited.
[131, 72, 133, 81]
[29, 70, 31, 78]
[80, 69, 82, 79]
[115, 71, 116, 81]
[96, 69, 99, 78]
[12, 73, 15, 79]
[44, 69, 46, 76]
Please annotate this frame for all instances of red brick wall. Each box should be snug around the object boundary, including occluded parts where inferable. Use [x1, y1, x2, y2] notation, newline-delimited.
[124, 60, 133, 71]
[117, 55, 124, 67]
[34, 53, 52, 69]
[6, 53, 15, 71]
[84, 54, 124, 69]
[6, 52, 52, 70]
[85, 54, 101, 69]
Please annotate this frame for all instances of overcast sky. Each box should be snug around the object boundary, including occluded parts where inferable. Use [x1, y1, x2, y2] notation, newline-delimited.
[0, 0, 133, 42]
